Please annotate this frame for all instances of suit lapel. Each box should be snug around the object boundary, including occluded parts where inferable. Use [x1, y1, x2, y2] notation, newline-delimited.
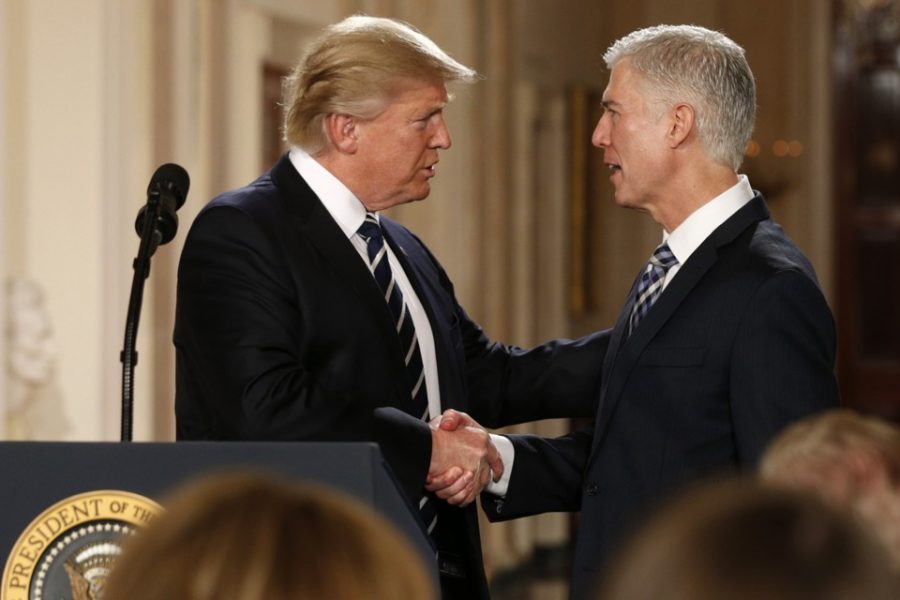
[269, 154, 410, 401]
[590, 195, 770, 457]
[601, 272, 641, 387]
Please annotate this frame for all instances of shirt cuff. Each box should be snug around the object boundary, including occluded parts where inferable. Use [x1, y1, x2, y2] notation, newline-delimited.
[484, 434, 514, 497]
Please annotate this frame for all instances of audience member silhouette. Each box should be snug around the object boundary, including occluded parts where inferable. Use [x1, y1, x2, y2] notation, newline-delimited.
[104, 471, 436, 600]
[594, 478, 897, 600]
[761, 408, 900, 568]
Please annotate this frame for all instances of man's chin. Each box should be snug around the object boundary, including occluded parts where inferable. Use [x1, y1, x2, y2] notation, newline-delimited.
[410, 184, 431, 202]
[612, 191, 631, 208]
[371, 189, 430, 210]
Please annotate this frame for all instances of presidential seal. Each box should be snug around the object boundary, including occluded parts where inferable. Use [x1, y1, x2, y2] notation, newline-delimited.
[1, 490, 161, 600]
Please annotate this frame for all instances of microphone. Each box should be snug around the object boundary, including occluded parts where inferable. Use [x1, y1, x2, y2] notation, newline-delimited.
[134, 163, 190, 246]
[121, 162, 190, 441]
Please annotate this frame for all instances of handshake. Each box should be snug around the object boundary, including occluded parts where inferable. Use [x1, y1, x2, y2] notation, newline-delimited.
[426, 409, 504, 507]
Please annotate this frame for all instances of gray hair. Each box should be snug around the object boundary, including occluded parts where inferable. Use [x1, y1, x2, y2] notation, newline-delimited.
[603, 25, 756, 170]
[283, 15, 478, 154]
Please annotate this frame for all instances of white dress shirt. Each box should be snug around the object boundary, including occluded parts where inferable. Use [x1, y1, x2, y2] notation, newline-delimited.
[661, 174, 754, 290]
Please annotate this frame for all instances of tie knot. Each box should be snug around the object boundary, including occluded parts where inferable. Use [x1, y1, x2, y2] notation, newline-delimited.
[357, 213, 383, 243]
[649, 243, 677, 270]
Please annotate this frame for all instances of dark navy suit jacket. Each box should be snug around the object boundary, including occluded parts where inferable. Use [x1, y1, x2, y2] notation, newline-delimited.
[481, 195, 840, 599]
[174, 153, 607, 599]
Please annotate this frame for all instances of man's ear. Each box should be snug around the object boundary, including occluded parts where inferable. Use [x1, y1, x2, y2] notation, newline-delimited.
[669, 103, 695, 148]
[324, 113, 359, 153]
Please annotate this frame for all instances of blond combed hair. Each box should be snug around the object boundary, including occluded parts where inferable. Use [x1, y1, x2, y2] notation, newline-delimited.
[603, 24, 756, 171]
[761, 409, 900, 481]
[761, 409, 900, 569]
[104, 471, 436, 600]
[283, 15, 477, 154]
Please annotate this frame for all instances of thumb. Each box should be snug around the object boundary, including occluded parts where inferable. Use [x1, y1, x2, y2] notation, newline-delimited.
[439, 409, 463, 431]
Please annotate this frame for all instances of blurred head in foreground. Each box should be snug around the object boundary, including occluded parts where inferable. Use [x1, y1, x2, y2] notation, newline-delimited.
[104, 471, 435, 600]
[760, 408, 900, 568]
[595, 478, 897, 600]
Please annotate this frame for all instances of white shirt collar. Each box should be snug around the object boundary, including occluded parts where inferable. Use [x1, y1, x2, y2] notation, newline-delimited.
[665, 174, 754, 265]
[288, 146, 371, 238]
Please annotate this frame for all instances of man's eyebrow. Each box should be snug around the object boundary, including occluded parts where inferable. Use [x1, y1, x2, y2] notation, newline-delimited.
[409, 108, 438, 123]
[600, 99, 621, 110]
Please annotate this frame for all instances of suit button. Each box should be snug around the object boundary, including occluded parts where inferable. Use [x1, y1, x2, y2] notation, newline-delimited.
[585, 483, 599, 496]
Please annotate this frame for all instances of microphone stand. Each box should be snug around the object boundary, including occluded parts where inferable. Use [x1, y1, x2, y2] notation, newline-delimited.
[120, 195, 164, 442]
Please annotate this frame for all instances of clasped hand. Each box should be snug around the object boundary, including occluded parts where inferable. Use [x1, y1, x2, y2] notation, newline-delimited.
[426, 409, 503, 506]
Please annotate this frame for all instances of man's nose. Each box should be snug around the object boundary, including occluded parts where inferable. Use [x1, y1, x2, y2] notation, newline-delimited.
[433, 118, 452, 149]
[591, 115, 610, 148]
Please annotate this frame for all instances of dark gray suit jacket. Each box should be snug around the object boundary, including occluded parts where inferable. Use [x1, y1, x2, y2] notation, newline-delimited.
[482, 195, 840, 599]
[174, 153, 607, 599]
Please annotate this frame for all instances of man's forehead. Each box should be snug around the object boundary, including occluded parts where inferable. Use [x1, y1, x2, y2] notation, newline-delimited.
[600, 84, 624, 106]
[602, 62, 641, 103]
[391, 76, 448, 96]
[388, 79, 448, 106]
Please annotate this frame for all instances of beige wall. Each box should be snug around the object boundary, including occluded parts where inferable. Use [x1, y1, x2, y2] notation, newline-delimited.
[2, 0, 157, 440]
[0, 0, 10, 436]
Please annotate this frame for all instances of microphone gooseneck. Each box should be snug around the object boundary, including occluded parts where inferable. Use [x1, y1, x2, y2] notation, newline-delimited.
[121, 163, 190, 442]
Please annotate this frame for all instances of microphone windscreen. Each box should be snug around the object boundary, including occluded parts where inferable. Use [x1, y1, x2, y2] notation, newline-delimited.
[149, 163, 190, 209]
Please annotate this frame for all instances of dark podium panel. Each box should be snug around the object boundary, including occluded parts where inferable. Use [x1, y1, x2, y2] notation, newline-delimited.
[0, 441, 437, 594]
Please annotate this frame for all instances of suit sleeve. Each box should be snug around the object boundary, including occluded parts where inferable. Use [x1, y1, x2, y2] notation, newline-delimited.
[385, 235, 608, 513]
[403, 234, 610, 428]
[729, 269, 840, 464]
[464, 324, 611, 429]
[481, 428, 593, 521]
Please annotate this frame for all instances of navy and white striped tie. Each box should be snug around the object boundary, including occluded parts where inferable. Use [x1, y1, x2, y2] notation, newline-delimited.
[628, 242, 678, 336]
[358, 212, 437, 535]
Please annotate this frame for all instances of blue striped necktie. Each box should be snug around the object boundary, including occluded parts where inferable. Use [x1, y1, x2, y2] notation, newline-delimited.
[628, 242, 678, 336]
[358, 213, 438, 536]
[357, 213, 429, 420]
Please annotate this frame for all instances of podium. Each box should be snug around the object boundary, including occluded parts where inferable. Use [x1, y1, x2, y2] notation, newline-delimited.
[0, 441, 438, 598]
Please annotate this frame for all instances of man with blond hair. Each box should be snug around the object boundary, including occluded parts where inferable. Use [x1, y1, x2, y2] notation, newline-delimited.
[174, 15, 604, 599]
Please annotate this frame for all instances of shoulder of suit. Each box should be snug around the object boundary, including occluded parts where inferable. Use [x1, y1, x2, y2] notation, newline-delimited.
[380, 216, 418, 243]
[744, 219, 818, 280]
[200, 174, 281, 219]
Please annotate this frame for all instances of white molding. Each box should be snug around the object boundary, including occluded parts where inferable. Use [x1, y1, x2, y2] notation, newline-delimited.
[101, 0, 156, 440]
[0, 0, 9, 438]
